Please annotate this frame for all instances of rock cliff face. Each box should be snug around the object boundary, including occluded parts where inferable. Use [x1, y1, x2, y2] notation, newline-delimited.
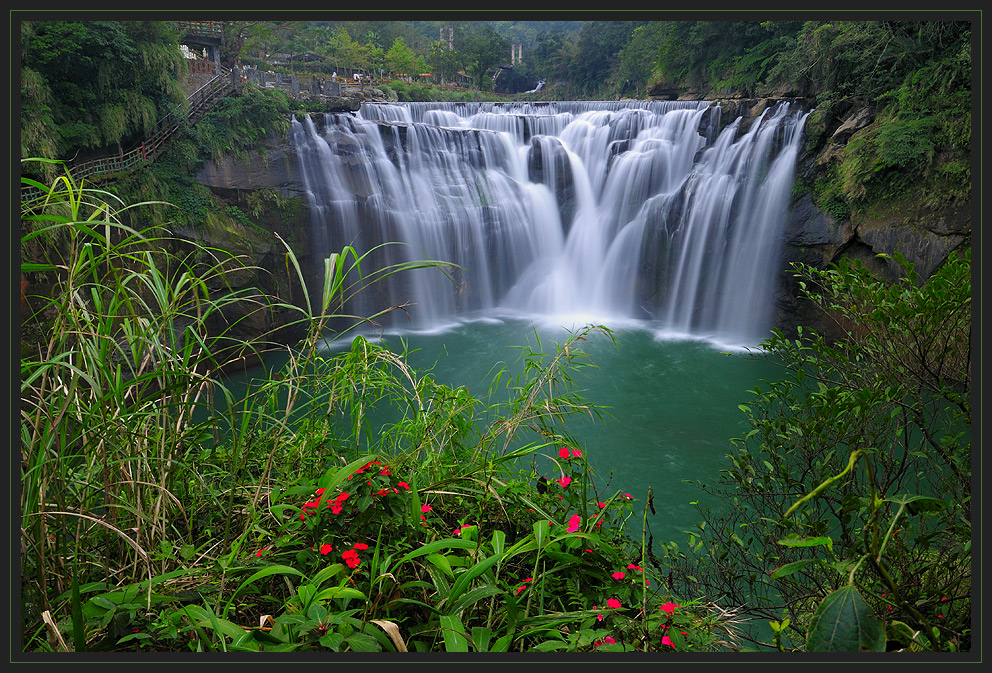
[194, 98, 971, 344]
[772, 100, 970, 340]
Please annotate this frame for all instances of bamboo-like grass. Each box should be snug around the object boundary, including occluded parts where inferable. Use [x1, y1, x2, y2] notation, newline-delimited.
[19, 161, 721, 654]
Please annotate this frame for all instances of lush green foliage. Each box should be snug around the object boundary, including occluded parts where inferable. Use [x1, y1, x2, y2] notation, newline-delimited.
[20, 20, 187, 178]
[666, 249, 971, 652]
[20, 171, 735, 654]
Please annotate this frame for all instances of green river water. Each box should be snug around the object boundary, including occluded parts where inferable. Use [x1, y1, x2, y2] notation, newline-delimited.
[319, 314, 785, 548]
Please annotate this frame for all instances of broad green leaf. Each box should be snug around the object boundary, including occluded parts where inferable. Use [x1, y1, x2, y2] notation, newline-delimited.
[345, 631, 381, 652]
[777, 534, 834, 553]
[888, 494, 946, 515]
[806, 585, 885, 652]
[471, 626, 493, 652]
[392, 538, 477, 568]
[427, 553, 454, 578]
[228, 564, 304, 603]
[490, 633, 514, 652]
[440, 614, 469, 652]
[533, 520, 550, 549]
[182, 604, 250, 644]
[445, 552, 505, 611]
[886, 620, 921, 649]
[770, 558, 816, 581]
[446, 584, 504, 615]
[313, 586, 367, 602]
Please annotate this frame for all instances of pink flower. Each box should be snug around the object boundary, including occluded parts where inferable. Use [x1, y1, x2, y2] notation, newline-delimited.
[421, 504, 433, 513]
[353, 543, 368, 550]
[397, 481, 410, 490]
[571, 448, 582, 458]
[567, 514, 581, 533]
[598, 501, 607, 509]
[612, 571, 626, 580]
[319, 543, 333, 555]
[558, 446, 571, 459]
[606, 598, 621, 609]
[558, 476, 572, 488]
[626, 563, 642, 571]
[660, 602, 680, 615]
[594, 636, 616, 647]
[623, 493, 633, 500]
[662, 635, 673, 647]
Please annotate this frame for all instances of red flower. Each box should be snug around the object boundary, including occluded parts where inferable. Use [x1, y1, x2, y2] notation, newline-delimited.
[558, 476, 572, 488]
[342, 549, 361, 568]
[319, 543, 333, 555]
[606, 598, 621, 609]
[660, 602, 680, 615]
[570, 448, 582, 458]
[598, 501, 607, 509]
[397, 481, 410, 490]
[315, 488, 325, 496]
[626, 563, 642, 571]
[558, 446, 571, 459]
[353, 543, 368, 550]
[567, 514, 581, 533]
[612, 571, 626, 580]
[662, 635, 673, 647]
[421, 504, 433, 513]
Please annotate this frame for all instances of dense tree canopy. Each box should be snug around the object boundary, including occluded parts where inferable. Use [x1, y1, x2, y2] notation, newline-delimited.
[18, 16, 973, 213]
[20, 20, 187, 171]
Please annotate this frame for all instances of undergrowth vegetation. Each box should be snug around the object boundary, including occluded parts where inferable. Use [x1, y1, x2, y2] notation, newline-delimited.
[19, 165, 735, 654]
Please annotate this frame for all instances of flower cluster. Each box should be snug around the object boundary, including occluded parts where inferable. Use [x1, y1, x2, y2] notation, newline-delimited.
[341, 542, 369, 569]
[299, 487, 351, 520]
[658, 602, 685, 648]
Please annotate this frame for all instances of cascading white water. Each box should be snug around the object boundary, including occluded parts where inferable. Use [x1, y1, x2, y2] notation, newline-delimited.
[291, 100, 809, 346]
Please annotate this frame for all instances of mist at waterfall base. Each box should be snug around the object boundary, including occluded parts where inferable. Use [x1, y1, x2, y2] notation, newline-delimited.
[283, 98, 806, 569]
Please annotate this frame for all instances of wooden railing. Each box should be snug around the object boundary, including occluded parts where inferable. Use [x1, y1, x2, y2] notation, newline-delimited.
[21, 67, 239, 204]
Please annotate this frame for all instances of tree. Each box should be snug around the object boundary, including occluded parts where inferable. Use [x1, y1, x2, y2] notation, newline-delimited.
[20, 20, 186, 171]
[428, 39, 460, 84]
[455, 23, 509, 91]
[385, 36, 416, 79]
[668, 250, 972, 652]
[324, 25, 368, 76]
[221, 20, 301, 67]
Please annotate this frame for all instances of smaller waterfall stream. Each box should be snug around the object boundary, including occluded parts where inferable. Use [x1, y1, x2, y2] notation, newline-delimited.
[292, 100, 809, 347]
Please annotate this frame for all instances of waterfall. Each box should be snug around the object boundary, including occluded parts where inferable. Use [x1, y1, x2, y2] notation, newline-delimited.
[291, 100, 809, 346]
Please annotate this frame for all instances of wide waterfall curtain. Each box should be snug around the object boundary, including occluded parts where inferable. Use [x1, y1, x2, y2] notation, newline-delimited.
[292, 100, 808, 346]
